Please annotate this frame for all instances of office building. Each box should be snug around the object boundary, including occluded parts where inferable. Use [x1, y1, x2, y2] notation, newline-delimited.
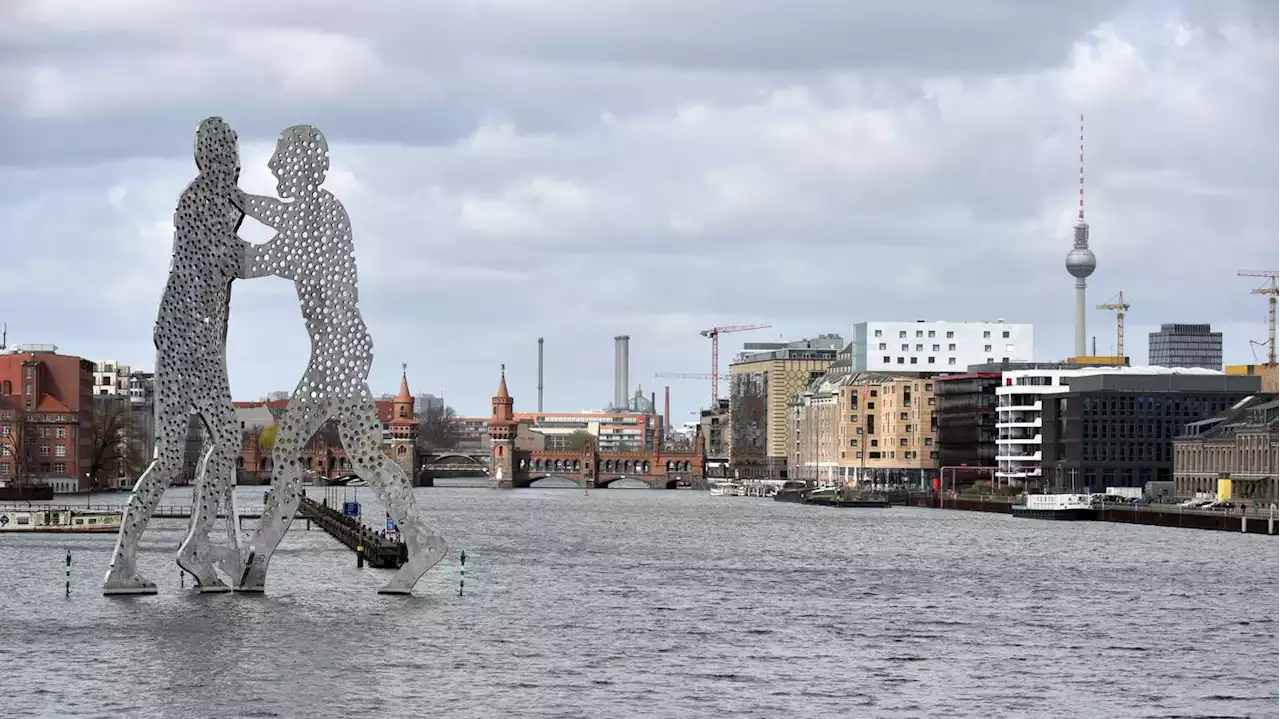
[1148, 324, 1223, 370]
[93, 360, 132, 397]
[729, 335, 842, 477]
[852, 321, 1033, 373]
[1031, 368, 1260, 492]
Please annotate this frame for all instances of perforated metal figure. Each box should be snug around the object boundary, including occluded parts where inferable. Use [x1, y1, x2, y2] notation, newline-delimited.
[104, 117, 246, 595]
[234, 125, 448, 594]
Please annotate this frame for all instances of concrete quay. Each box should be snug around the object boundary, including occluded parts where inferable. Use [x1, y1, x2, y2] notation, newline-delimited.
[903, 493, 1279, 535]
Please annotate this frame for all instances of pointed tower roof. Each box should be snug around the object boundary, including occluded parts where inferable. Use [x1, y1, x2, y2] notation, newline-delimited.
[495, 363, 511, 400]
[395, 362, 413, 402]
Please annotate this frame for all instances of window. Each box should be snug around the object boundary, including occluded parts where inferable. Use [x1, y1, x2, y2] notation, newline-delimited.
[899, 438, 908, 446]
[40, 445, 50, 456]
[0, 462, 7, 474]
[928, 330, 935, 338]
[1002, 330, 1010, 338]
[878, 343, 886, 350]
[915, 330, 923, 338]
[948, 358, 956, 365]
[987, 358, 994, 363]
[946, 331, 954, 338]
[932, 344, 940, 351]
[56, 427, 66, 438]
[882, 356, 891, 363]
[948, 344, 956, 351]
[924, 383, 933, 391]
[897, 357, 905, 364]
[927, 356, 935, 364]
[901, 344, 910, 351]
[874, 329, 882, 337]
[898, 331, 907, 338]
[0, 424, 8, 436]
[983, 344, 992, 352]
[55, 445, 66, 457]
[54, 462, 65, 473]
[910, 357, 918, 364]
[924, 437, 933, 445]
[900, 412, 909, 420]
[914, 344, 923, 351]
[983, 330, 991, 338]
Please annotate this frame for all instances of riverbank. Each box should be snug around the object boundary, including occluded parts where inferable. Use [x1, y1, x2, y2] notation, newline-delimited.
[903, 493, 1279, 535]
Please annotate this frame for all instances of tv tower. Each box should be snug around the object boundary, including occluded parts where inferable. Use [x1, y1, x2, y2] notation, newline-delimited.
[1065, 113, 1097, 357]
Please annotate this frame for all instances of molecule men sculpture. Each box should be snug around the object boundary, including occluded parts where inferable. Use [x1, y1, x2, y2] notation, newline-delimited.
[104, 119, 448, 596]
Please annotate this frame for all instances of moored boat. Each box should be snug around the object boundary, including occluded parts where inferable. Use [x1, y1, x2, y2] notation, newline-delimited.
[1012, 493, 1094, 521]
[0, 508, 123, 533]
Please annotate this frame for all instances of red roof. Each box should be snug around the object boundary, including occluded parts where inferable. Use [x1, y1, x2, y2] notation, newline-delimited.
[35, 395, 71, 412]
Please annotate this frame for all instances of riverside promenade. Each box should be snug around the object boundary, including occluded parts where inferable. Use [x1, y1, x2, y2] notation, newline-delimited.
[903, 493, 1279, 535]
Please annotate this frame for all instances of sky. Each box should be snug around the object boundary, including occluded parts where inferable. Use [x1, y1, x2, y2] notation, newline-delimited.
[1, 0, 1276, 422]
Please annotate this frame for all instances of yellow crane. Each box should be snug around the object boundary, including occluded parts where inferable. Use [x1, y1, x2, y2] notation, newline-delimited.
[1238, 270, 1279, 366]
[1096, 290, 1130, 357]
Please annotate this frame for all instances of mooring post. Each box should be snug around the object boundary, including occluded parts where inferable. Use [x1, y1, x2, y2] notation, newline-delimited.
[65, 550, 71, 597]
[1270, 504, 1276, 535]
[459, 549, 466, 597]
[356, 544, 365, 568]
[180, 569, 185, 588]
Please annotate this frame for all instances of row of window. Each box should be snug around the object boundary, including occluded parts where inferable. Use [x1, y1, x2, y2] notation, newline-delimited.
[874, 329, 1012, 340]
[0, 461, 67, 474]
[1, 444, 70, 457]
[883, 356, 1004, 366]
[0, 425, 68, 438]
[844, 450, 940, 460]
[1082, 396, 1233, 418]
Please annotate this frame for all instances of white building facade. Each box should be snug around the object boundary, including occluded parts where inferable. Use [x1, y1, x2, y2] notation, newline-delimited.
[93, 360, 131, 396]
[853, 321, 1034, 373]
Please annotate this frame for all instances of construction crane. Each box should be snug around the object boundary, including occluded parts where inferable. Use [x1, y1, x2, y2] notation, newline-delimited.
[655, 372, 730, 381]
[700, 324, 771, 407]
[1096, 291, 1130, 357]
[1239, 270, 1279, 366]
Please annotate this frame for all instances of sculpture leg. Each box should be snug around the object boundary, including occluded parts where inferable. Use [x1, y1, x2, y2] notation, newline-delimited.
[337, 395, 447, 595]
[176, 400, 240, 591]
[237, 397, 328, 592]
[104, 392, 188, 595]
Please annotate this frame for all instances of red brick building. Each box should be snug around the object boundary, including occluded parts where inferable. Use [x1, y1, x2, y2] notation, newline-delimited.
[0, 348, 95, 490]
[235, 370, 420, 484]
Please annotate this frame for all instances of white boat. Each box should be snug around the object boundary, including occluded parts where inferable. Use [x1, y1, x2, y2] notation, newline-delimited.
[0, 508, 124, 533]
[709, 482, 741, 497]
[1012, 494, 1094, 521]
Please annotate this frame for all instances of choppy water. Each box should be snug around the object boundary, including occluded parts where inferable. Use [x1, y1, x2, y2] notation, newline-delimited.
[1, 484, 1276, 718]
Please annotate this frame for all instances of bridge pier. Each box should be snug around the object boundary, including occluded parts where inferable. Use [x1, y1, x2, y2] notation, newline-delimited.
[488, 475, 513, 490]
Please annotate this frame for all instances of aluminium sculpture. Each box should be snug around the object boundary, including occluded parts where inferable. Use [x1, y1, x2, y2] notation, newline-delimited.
[104, 117, 246, 595]
[104, 119, 448, 596]
[233, 125, 448, 594]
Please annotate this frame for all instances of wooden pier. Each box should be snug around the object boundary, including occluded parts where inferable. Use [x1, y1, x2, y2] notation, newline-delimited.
[297, 496, 407, 569]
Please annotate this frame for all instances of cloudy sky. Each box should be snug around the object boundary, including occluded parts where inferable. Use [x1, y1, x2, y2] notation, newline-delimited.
[2, 0, 1276, 421]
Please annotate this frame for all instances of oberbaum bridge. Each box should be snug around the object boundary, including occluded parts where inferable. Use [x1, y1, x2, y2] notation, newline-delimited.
[420, 367, 704, 490]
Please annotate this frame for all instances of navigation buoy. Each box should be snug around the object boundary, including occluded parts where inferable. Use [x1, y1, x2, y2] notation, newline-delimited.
[65, 550, 71, 597]
[458, 549, 466, 597]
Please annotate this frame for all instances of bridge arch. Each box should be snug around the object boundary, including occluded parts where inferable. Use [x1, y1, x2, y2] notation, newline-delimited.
[521, 474, 587, 489]
[423, 453, 487, 466]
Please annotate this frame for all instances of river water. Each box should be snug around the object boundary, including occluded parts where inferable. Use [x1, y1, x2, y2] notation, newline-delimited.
[1, 484, 1276, 718]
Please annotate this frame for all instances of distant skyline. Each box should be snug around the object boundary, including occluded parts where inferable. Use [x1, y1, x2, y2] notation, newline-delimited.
[2, 0, 1276, 419]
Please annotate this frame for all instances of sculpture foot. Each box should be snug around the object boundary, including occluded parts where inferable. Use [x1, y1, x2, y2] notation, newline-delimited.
[103, 572, 158, 596]
[176, 545, 230, 592]
[378, 531, 448, 595]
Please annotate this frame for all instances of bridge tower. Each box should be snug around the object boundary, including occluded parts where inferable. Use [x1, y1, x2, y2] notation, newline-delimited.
[386, 363, 419, 478]
[488, 364, 517, 489]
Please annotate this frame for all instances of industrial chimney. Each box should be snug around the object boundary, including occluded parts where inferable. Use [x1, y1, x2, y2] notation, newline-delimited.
[613, 335, 630, 410]
[537, 337, 544, 412]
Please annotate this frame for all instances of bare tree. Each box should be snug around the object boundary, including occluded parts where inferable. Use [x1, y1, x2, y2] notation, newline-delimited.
[563, 429, 594, 451]
[88, 397, 142, 489]
[417, 405, 460, 450]
[0, 405, 37, 486]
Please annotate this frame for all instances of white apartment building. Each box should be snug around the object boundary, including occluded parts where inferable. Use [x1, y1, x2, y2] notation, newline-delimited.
[994, 366, 1225, 485]
[853, 321, 1033, 373]
[93, 360, 131, 396]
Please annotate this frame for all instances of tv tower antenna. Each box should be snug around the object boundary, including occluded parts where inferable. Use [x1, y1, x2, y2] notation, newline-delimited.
[1065, 113, 1097, 357]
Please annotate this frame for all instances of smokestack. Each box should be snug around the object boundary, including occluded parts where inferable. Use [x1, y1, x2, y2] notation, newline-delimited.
[614, 335, 631, 410]
[664, 386, 671, 443]
[537, 337, 544, 412]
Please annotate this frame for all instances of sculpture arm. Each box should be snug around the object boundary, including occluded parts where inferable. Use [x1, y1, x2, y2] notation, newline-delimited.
[238, 236, 286, 280]
[237, 191, 291, 229]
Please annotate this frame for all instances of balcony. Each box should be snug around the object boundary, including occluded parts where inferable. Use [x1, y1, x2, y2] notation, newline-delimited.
[995, 449, 1041, 462]
[997, 433, 1042, 444]
[995, 416, 1042, 429]
[997, 400, 1042, 412]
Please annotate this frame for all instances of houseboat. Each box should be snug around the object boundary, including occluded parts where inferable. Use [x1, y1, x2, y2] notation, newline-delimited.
[0, 508, 124, 533]
[1011, 494, 1094, 521]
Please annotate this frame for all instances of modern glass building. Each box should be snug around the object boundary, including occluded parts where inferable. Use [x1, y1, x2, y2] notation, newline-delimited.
[1148, 323, 1222, 370]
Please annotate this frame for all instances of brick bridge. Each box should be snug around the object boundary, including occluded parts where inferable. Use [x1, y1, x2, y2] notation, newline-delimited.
[507, 443, 702, 489]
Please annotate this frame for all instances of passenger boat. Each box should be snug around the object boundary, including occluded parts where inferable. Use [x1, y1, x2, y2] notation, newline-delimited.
[1011, 494, 1094, 521]
[709, 482, 741, 497]
[0, 508, 124, 533]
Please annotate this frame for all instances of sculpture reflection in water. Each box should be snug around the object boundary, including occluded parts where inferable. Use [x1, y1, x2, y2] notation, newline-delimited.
[103, 119, 448, 596]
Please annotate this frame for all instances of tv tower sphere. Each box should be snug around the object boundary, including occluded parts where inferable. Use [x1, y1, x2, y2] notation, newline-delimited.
[1066, 245, 1096, 278]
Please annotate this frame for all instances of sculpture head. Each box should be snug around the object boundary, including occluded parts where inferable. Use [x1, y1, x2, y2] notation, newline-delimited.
[193, 117, 240, 180]
[268, 125, 329, 200]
